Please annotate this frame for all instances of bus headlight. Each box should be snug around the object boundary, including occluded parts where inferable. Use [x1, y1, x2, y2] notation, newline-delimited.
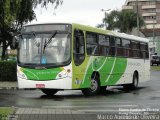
[58, 74, 62, 78]
[17, 72, 27, 79]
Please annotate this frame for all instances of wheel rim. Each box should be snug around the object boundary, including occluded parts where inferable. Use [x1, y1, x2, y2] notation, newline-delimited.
[90, 79, 98, 92]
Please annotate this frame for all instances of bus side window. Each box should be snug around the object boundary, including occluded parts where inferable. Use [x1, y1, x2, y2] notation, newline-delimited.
[116, 37, 123, 57]
[140, 43, 145, 59]
[86, 32, 99, 55]
[109, 36, 116, 56]
[98, 35, 109, 56]
[122, 39, 131, 57]
[145, 43, 149, 59]
[132, 41, 141, 58]
[73, 29, 85, 66]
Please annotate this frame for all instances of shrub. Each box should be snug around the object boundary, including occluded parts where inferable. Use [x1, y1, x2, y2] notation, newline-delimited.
[0, 61, 17, 81]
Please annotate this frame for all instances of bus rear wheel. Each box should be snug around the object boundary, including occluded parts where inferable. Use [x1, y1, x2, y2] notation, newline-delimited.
[81, 76, 100, 96]
[132, 73, 138, 89]
[123, 73, 138, 90]
[41, 89, 58, 96]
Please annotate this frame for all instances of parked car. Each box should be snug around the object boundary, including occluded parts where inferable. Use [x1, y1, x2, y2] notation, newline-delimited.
[151, 55, 160, 66]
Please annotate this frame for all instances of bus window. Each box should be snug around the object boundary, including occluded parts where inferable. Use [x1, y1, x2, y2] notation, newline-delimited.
[116, 37, 123, 57]
[145, 43, 149, 59]
[86, 32, 99, 55]
[98, 35, 109, 56]
[140, 43, 145, 59]
[132, 41, 140, 58]
[109, 36, 116, 56]
[122, 39, 131, 57]
[116, 38, 121, 47]
[122, 39, 130, 48]
[73, 29, 85, 66]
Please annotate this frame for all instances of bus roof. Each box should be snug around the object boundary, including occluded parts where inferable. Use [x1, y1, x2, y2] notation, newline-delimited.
[112, 32, 149, 43]
[72, 23, 149, 43]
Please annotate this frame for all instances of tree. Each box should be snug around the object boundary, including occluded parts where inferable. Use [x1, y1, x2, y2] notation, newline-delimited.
[0, 0, 63, 60]
[104, 10, 120, 30]
[102, 10, 145, 33]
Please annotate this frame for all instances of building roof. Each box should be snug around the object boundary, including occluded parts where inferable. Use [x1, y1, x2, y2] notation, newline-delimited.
[140, 28, 160, 37]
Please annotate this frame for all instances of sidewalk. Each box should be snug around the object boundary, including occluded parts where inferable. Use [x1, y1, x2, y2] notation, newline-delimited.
[0, 82, 99, 120]
[0, 81, 18, 89]
[8, 108, 98, 120]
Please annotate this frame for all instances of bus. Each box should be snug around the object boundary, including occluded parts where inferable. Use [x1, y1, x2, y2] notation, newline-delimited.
[13, 23, 150, 96]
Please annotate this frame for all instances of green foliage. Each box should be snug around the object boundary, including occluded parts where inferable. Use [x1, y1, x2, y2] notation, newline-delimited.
[103, 10, 145, 33]
[33, 0, 63, 9]
[0, 0, 63, 60]
[151, 66, 160, 71]
[104, 10, 120, 30]
[0, 107, 14, 120]
[0, 61, 17, 81]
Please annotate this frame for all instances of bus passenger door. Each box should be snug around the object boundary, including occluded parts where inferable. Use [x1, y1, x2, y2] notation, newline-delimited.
[72, 29, 86, 89]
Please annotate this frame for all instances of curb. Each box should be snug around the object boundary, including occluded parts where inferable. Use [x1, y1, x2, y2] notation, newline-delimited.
[0, 81, 18, 90]
[0, 87, 19, 90]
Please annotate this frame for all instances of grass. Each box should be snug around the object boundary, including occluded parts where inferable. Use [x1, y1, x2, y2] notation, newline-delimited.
[0, 107, 14, 119]
[151, 66, 160, 71]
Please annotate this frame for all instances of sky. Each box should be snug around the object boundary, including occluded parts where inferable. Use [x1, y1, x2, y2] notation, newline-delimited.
[31, 0, 126, 27]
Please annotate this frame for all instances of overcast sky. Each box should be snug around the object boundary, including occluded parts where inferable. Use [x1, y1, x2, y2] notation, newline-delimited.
[31, 0, 126, 27]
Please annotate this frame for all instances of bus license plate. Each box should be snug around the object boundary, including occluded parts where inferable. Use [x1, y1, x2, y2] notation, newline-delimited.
[36, 84, 45, 88]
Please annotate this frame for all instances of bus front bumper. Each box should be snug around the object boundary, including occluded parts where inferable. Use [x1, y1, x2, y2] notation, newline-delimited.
[18, 77, 72, 89]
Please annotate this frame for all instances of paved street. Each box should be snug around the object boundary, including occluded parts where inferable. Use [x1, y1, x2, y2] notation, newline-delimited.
[0, 71, 160, 119]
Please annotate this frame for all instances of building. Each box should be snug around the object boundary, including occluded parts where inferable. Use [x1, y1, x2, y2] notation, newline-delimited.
[122, 0, 160, 55]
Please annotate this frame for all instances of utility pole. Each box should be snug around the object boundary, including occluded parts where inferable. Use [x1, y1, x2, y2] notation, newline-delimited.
[153, 17, 155, 46]
[101, 9, 111, 30]
[152, 0, 156, 53]
[136, 0, 140, 36]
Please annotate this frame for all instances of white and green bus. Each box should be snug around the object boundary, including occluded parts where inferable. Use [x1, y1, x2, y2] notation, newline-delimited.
[14, 23, 150, 96]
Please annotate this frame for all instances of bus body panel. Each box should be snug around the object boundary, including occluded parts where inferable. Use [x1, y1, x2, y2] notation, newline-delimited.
[17, 63, 72, 89]
[72, 56, 150, 89]
[18, 76, 72, 89]
[116, 58, 150, 85]
[71, 23, 150, 89]
[72, 56, 127, 89]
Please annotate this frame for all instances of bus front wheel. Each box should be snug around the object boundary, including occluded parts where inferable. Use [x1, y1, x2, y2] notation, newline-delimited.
[41, 89, 58, 96]
[81, 76, 100, 96]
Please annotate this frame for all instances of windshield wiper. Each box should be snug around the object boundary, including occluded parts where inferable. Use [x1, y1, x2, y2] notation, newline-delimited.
[43, 31, 57, 53]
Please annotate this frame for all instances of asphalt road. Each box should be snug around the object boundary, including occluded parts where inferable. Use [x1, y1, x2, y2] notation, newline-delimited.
[0, 71, 160, 114]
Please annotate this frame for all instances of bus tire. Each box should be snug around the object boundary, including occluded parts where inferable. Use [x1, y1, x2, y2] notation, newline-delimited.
[132, 73, 138, 89]
[81, 75, 100, 96]
[123, 73, 138, 90]
[41, 89, 58, 96]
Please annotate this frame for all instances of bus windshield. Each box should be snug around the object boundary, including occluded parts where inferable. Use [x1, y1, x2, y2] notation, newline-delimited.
[19, 32, 71, 66]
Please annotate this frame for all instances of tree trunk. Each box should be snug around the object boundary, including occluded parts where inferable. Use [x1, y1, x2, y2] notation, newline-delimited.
[1, 41, 7, 61]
